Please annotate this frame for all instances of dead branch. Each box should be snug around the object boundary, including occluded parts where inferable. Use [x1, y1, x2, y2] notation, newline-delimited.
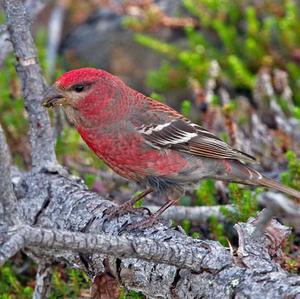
[47, 0, 69, 76]
[2, 0, 57, 169]
[146, 204, 232, 224]
[258, 191, 300, 229]
[0, 0, 50, 67]
[1, 170, 299, 298]
[0, 223, 228, 273]
[32, 264, 52, 299]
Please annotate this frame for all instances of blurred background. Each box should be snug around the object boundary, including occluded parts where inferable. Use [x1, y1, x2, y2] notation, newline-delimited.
[1, 0, 300, 298]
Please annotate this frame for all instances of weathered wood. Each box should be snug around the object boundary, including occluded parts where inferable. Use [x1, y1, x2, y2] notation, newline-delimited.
[2, 0, 56, 168]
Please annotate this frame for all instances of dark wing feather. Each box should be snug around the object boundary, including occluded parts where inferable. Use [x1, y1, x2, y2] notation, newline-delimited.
[137, 117, 256, 164]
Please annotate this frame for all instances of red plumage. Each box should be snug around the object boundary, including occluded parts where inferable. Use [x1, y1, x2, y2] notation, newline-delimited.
[43, 68, 300, 213]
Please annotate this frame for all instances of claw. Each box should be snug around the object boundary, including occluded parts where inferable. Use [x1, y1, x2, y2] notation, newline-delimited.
[105, 206, 150, 221]
[104, 188, 153, 220]
[118, 214, 159, 235]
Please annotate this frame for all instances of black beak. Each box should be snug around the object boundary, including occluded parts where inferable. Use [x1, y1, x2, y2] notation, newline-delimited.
[42, 85, 65, 108]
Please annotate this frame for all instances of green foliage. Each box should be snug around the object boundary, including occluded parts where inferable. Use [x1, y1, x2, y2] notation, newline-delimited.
[49, 268, 89, 299]
[119, 289, 145, 299]
[181, 218, 191, 234]
[221, 183, 261, 223]
[133, 191, 144, 208]
[209, 215, 227, 246]
[132, 0, 300, 105]
[181, 99, 192, 117]
[0, 56, 27, 168]
[195, 179, 217, 206]
[280, 150, 300, 191]
[149, 92, 166, 102]
[135, 34, 179, 58]
[0, 263, 90, 299]
[0, 263, 33, 299]
[191, 231, 201, 239]
[146, 61, 186, 92]
[35, 27, 48, 75]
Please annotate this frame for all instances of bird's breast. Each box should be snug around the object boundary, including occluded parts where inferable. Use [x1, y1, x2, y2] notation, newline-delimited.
[76, 124, 190, 181]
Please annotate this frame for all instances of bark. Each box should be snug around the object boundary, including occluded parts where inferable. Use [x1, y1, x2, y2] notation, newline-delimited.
[1, 0, 300, 298]
[2, 0, 56, 168]
[0, 0, 50, 67]
[2, 170, 300, 298]
[146, 204, 231, 224]
[0, 125, 18, 226]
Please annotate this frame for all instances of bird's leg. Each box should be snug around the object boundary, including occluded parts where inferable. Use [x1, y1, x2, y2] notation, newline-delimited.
[119, 197, 179, 232]
[105, 188, 153, 219]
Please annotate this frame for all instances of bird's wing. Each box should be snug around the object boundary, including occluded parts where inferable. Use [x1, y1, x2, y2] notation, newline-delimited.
[134, 99, 256, 163]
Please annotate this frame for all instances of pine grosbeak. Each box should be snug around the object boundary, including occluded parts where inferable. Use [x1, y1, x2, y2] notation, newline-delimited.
[43, 68, 300, 224]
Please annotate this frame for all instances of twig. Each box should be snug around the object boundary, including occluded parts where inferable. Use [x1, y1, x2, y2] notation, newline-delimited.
[255, 69, 300, 137]
[258, 191, 300, 228]
[0, 26, 12, 68]
[2, 0, 57, 169]
[47, 0, 69, 76]
[53, 108, 65, 141]
[252, 208, 274, 238]
[32, 264, 52, 299]
[145, 204, 233, 224]
[0, 233, 25, 264]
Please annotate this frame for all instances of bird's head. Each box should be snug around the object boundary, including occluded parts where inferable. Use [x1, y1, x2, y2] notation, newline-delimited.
[42, 68, 120, 108]
[42, 68, 126, 125]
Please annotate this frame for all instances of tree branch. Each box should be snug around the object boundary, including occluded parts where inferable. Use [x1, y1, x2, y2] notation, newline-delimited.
[46, 0, 68, 76]
[0, 0, 50, 67]
[1, 0, 56, 169]
[1, 170, 298, 298]
[146, 204, 232, 224]
[0, 124, 19, 226]
[32, 264, 52, 299]
[258, 191, 300, 229]
[0, 25, 12, 67]
[0, 224, 230, 273]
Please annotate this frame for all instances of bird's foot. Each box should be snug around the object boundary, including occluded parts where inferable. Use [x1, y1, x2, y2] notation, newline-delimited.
[104, 188, 153, 220]
[118, 213, 160, 234]
[105, 205, 150, 220]
[118, 199, 178, 234]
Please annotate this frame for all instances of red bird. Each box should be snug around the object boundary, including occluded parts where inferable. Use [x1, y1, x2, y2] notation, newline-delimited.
[43, 68, 300, 225]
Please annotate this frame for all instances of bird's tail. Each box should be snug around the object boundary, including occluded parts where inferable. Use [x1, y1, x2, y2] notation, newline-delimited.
[220, 160, 300, 199]
[257, 176, 300, 199]
[234, 162, 300, 199]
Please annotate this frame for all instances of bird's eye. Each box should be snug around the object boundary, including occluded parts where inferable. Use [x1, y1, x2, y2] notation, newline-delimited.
[72, 84, 85, 93]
